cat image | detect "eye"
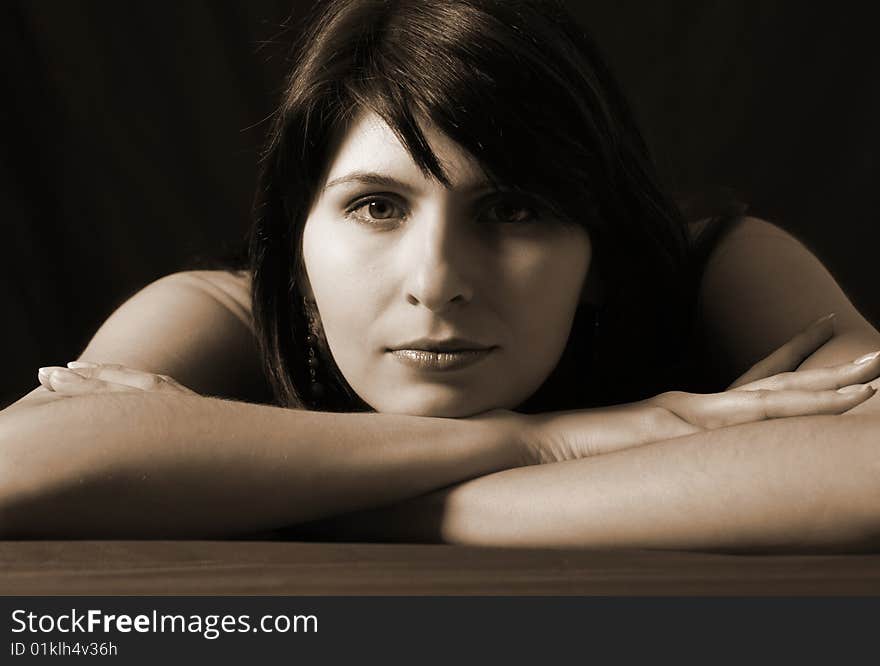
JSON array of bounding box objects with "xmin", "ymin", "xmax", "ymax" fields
[
  {"xmin": 480, "ymin": 198, "xmax": 539, "ymax": 224},
  {"xmin": 345, "ymin": 195, "xmax": 407, "ymax": 225}
]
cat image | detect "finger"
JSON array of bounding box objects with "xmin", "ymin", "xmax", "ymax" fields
[
  {"xmin": 67, "ymin": 361, "xmax": 125, "ymax": 373},
  {"xmin": 737, "ymin": 350, "xmax": 880, "ymax": 392},
  {"xmin": 45, "ymin": 368, "xmax": 142, "ymax": 395},
  {"xmin": 61, "ymin": 363, "xmax": 168, "ymax": 391},
  {"xmin": 727, "ymin": 313, "xmax": 836, "ymax": 389},
  {"xmin": 37, "ymin": 367, "xmax": 56, "ymax": 391},
  {"xmin": 696, "ymin": 385, "xmax": 876, "ymax": 428},
  {"xmin": 65, "ymin": 363, "xmax": 196, "ymax": 394},
  {"xmin": 67, "ymin": 360, "xmax": 100, "ymax": 370}
]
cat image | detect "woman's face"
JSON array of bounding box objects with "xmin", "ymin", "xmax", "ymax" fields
[{"xmin": 302, "ymin": 111, "xmax": 592, "ymax": 417}]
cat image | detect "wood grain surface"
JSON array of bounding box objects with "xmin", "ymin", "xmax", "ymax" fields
[{"xmin": 2, "ymin": 541, "xmax": 880, "ymax": 595}]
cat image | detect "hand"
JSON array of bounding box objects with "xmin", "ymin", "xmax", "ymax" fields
[
  {"xmin": 37, "ymin": 362, "xmax": 197, "ymax": 396},
  {"xmin": 727, "ymin": 312, "xmax": 838, "ymax": 389},
  {"xmin": 518, "ymin": 315, "xmax": 879, "ymax": 465}
]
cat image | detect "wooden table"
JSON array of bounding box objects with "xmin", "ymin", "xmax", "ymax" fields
[{"xmin": 2, "ymin": 541, "xmax": 880, "ymax": 594}]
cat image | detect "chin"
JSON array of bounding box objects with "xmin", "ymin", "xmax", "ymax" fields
[{"xmin": 369, "ymin": 385, "xmax": 507, "ymax": 418}]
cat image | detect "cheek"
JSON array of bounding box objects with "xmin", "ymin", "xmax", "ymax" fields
[
  {"xmin": 497, "ymin": 229, "xmax": 591, "ymax": 368},
  {"xmin": 502, "ymin": 229, "xmax": 589, "ymax": 316},
  {"xmin": 301, "ymin": 218, "xmax": 386, "ymax": 372},
  {"xmin": 303, "ymin": 219, "xmax": 354, "ymax": 312}
]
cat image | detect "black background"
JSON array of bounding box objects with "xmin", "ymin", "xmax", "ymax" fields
[{"xmin": 2, "ymin": 1, "xmax": 878, "ymax": 407}]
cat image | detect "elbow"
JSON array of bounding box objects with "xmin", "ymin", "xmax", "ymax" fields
[
  {"xmin": 804, "ymin": 413, "xmax": 880, "ymax": 552},
  {"xmin": 0, "ymin": 402, "xmax": 92, "ymax": 539},
  {"xmin": 851, "ymin": 414, "xmax": 880, "ymax": 550},
  {"xmin": 0, "ymin": 422, "xmax": 47, "ymax": 539}
]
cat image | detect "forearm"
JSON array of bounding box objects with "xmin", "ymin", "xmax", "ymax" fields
[
  {"xmin": 442, "ymin": 413, "xmax": 880, "ymax": 551},
  {"xmin": 0, "ymin": 391, "xmax": 518, "ymax": 537},
  {"xmin": 323, "ymin": 414, "xmax": 880, "ymax": 552}
]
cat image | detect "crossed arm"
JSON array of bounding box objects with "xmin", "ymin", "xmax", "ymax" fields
[
  {"xmin": 2, "ymin": 219, "xmax": 880, "ymax": 549},
  {"xmin": 295, "ymin": 405, "xmax": 880, "ymax": 552}
]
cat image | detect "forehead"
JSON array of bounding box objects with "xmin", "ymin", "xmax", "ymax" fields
[{"xmin": 323, "ymin": 110, "xmax": 487, "ymax": 188}]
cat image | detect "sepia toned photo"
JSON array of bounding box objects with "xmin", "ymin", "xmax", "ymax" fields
[{"xmin": 2, "ymin": 0, "xmax": 880, "ymax": 601}]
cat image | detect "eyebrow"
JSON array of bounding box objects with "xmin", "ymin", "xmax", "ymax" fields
[{"xmin": 323, "ymin": 171, "xmax": 495, "ymax": 195}]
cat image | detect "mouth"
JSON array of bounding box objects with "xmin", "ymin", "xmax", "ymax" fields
[{"xmin": 386, "ymin": 337, "xmax": 498, "ymax": 371}]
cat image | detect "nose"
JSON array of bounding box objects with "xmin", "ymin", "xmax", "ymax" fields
[{"xmin": 403, "ymin": 209, "xmax": 474, "ymax": 313}]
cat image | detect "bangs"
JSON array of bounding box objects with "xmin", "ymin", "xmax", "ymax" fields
[{"xmin": 328, "ymin": 0, "xmax": 606, "ymax": 224}]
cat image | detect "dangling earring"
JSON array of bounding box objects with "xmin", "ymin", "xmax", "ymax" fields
[{"xmin": 303, "ymin": 297, "xmax": 325, "ymax": 404}]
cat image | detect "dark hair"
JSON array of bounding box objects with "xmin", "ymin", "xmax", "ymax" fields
[{"xmin": 249, "ymin": 0, "xmax": 728, "ymax": 411}]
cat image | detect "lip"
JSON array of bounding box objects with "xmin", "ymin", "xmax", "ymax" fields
[
  {"xmin": 388, "ymin": 348, "xmax": 496, "ymax": 371},
  {"xmin": 386, "ymin": 338, "xmax": 497, "ymax": 371},
  {"xmin": 389, "ymin": 337, "xmax": 494, "ymax": 353}
]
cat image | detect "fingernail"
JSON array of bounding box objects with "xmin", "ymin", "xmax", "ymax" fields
[
  {"xmin": 854, "ymin": 351, "xmax": 880, "ymax": 364},
  {"xmin": 67, "ymin": 361, "xmax": 98, "ymax": 369},
  {"xmin": 50, "ymin": 368, "xmax": 84, "ymax": 383},
  {"xmin": 37, "ymin": 367, "xmax": 51, "ymax": 380},
  {"xmin": 838, "ymin": 384, "xmax": 872, "ymax": 394},
  {"xmin": 813, "ymin": 313, "xmax": 836, "ymax": 326}
]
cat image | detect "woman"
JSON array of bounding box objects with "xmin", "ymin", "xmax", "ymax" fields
[{"xmin": 2, "ymin": 0, "xmax": 879, "ymax": 551}]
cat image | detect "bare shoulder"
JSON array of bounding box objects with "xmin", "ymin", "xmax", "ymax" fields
[
  {"xmin": 687, "ymin": 215, "xmax": 792, "ymax": 247},
  {"xmin": 74, "ymin": 269, "xmax": 269, "ymax": 402},
  {"xmin": 692, "ymin": 215, "xmax": 877, "ymax": 383},
  {"xmin": 160, "ymin": 269, "xmax": 254, "ymax": 330},
  {"xmin": 695, "ymin": 216, "xmax": 816, "ymax": 299}
]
